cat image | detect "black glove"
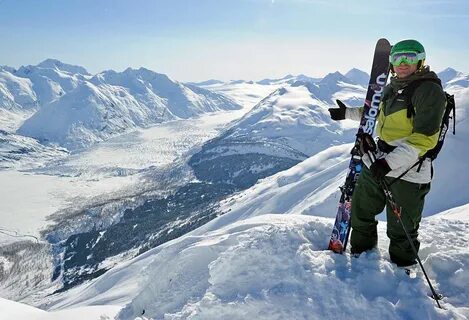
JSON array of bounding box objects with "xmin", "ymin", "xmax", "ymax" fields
[
  {"xmin": 370, "ymin": 158, "xmax": 391, "ymax": 181},
  {"xmin": 328, "ymin": 99, "xmax": 347, "ymax": 120}
]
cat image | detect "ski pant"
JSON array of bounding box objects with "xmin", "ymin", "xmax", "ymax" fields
[{"xmin": 350, "ymin": 165, "xmax": 431, "ymax": 267}]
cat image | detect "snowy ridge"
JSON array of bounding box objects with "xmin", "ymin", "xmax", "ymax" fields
[
  {"xmin": 36, "ymin": 59, "xmax": 91, "ymax": 76},
  {"xmin": 256, "ymin": 74, "xmax": 322, "ymax": 85},
  {"xmin": 0, "ymin": 70, "xmax": 37, "ymax": 109},
  {"xmin": 196, "ymin": 82, "xmax": 359, "ymax": 160},
  {"xmin": 15, "ymin": 63, "xmax": 85, "ymax": 105},
  {"xmin": 0, "ymin": 69, "xmax": 38, "ymax": 116},
  {"xmin": 223, "ymin": 85, "xmax": 341, "ymax": 156}
]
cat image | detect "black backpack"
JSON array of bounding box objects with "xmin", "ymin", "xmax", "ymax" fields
[{"xmin": 390, "ymin": 78, "xmax": 456, "ymax": 181}]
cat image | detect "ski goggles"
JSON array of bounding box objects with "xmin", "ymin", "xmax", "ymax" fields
[{"xmin": 389, "ymin": 51, "xmax": 425, "ymax": 66}]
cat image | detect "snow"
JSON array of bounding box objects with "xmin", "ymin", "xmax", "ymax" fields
[
  {"xmin": 0, "ymin": 297, "xmax": 120, "ymax": 320},
  {"xmin": 0, "ymin": 108, "xmax": 248, "ymax": 244},
  {"xmin": 215, "ymin": 85, "xmax": 356, "ymax": 160},
  {"xmin": 36, "ymin": 59, "xmax": 91, "ymax": 76},
  {"xmin": 0, "ymin": 170, "xmax": 140, "ymax": 243},
  {"xmin": 42, "ymin": 213, "xmax": 469, "ymax": 320},
  {"xmin": 1, "ymin": 63, "xmax": 469, "ymax": 319}
]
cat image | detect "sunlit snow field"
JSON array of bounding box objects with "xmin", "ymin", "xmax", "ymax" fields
[{"xmin": 0, "ymin": 107, "xmax": 248, "ymax": 244}]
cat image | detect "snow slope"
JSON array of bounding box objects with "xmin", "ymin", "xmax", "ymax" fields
[
  {"xmin": 198, "ymin": 70, "xmax": 367, "ymax": 110},
  {"xmin": 17, "ymin": 66, "xmax": 240, "ymax": 150},
  {"xmin": 0, "ymin": 297, "xmax": 120, "ymax": 320},
  {"xmin": 0, "ymin": 68, "xmax": 38, "ymax": 131},
  {"xmin": 43, "ymin": 212, "xmax": 469, "ymax": 320},
  {"xmin": 0, "ymin": 108, "xmax": 247, "ymax": 245}
]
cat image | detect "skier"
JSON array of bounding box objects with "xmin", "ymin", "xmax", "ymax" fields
[{"xmin": 328, "ymin": 39, "xmax": 446, "ymax": 267}]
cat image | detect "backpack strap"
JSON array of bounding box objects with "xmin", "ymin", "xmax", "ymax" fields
[
  {"xmin": 401, "ymin": 78, "xmax": 443, "ymax": 119},
  {"xmin": 387, "ymin": 78, "xmax": 451, "ymax": 185}
]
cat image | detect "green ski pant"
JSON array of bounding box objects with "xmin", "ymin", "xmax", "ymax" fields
[{"xmin": 350, "ymin": 165, "xmax": 431, "ymax": 266}]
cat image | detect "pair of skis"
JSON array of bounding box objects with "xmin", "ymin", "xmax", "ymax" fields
[{"xmin": 328, "ymin": 38, "xmax": 391, "ymax": 253}]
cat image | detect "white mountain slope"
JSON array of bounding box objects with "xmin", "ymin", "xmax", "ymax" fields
[
  {"xmin": 256, "ymin": 74, "xmax": 322, "ymax": 86},
  {"xmin": 14, "ymin": 62, "xmax": 86, "ymax": 106},
  {"xmin": 36, "ymin": 59, "xmax": 91, "ymax": 76},
  {"xmin": 0, "ymin": 297, "xmax": 120, "ymax": 320},
  {"xmin": 344, "ymin": 68, "xmax": 370, "ymax": 87},
  {"xmin": 438, "ymin": 68, "xmax": 467, "ymax": 86},
  {"xmin": 16, "ymin": 70, "xmax": 240, "ymax": 150},
  {"xmin": 198, "ymin": 70, "xmax": 367, "ymax": 110},
  {"xmin": 17, "ymin": 81, "xmax": 156, "ymax": 150},
  {"xmin": 202, "ymin": 76, "xmax": 364, "ymax": 159},
  {"xmin": 0, "ymin": 68, "xmax": 38, "ymax": 131},
  {"xmin": 0, "ymin": 68, "xmax": 38, "ymax": 112}
]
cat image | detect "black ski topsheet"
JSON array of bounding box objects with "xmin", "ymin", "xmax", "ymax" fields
[{"xmin": 328, "ymin": 38, "xmax": 392, "ymax": 253}]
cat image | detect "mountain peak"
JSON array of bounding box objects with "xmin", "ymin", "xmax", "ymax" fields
[
  {"xmin": 36, "ymin": 59, "xmax": 90, "ymax": 75},
  {"xmin": 344, "ymin": 68, "xmax": 369, "ymax": 86},
  {"xmin": 319, "ymin": 71, "xmax": 348, "ymax": 85},
  {"xmin": 438, "ymin": 67, "xmax": 463, "ymax": 84}
]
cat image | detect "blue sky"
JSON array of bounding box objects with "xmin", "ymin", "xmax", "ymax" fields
[{"xmin": 0, "ymin": 0, "xmax": 467, "ymax": 81}]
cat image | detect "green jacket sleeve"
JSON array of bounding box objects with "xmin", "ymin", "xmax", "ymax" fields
[{"xmin": 406, "ymin": 81, "xmax": 446, "ymax": 155}]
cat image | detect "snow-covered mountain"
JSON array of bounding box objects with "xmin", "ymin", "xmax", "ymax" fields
[
  {"xmin": 14, "ymin": 62, "xmax": 86, "ymax": 107},
  {"xmin": 345, "ymin": 68, "xmax": 370, "ymax": 87},
  {"xmin": 189, "ymin": 74, "xmax": 365, "ymax": 189},
  {"xmin": 187, "ymin": 79, "xmax": 225, "ymax": 86},
  {"xmin": 36, "ymin": 59, "xmax": 91, "ymax": 76},
  {"xmin": 439, "ymin": 67, "xmax": 469, "ymax": 88},
  {"xmin": 0, "ymin": 61, "xmax": 241, "ymax": 151},
  {"xmin": 1, "ymin": 64, "xmax": 468, "ymax": 319}
]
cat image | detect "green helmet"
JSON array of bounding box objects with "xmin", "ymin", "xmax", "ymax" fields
[
  {"xmin": 390, "ymin": 39, "xmax": 426, "ymax": 70},
  {"xmin": 391, "ymin": 39, "xmax": 425, "ymax": 55}
]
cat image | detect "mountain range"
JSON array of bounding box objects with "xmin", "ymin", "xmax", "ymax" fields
[{"xmin": 1, "ymin": 60, "xmax": 240, "ymax": 151}]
